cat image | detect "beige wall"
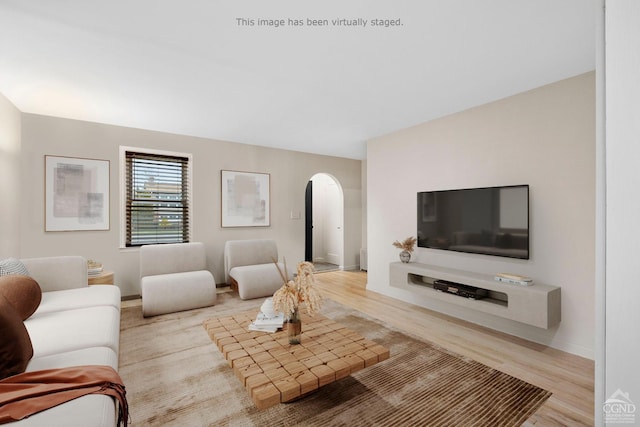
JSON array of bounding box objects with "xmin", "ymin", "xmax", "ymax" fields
[
  {"xmin": 367, "ymin": 72, "xmax": 595, "ymax": 358},
  {"xmin": 0, "ymin": 93, "xmax": 21, "ymax": 257},
  {"xmin": 18, "ymin": 114, "xmax": 362, "ymax": 296}
]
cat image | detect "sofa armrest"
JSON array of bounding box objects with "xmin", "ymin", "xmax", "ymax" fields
[{"xmin": 21, "ymin": 256, "xmax": 88, "ymax": 292}]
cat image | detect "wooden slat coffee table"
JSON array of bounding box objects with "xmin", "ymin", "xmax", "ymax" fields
[{"xmin": 203, "ymin": 309, "xmax": 390, "ymax": 410}]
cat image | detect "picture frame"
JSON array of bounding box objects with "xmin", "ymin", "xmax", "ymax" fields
[
  {"xmin": 221, "ymin": 170, "xmax": 270, "ymax": 227},
  {"xmin": 45, "ymin": 155, "xmax": 110, "ymax": 231}
]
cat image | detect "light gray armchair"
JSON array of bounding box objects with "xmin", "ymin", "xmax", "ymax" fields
[
  {"xmin": 223, "ymin": 239, "xmax": 291, "ymax": 300},
  {"xmin": 140, "ymin": 242, "xmax": 216, "ymax": 317}
]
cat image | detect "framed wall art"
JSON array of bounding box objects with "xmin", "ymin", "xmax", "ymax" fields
[
  {"xmin": 45, "ymin": 155, "xmax": 110, "ymax": 231},
  {"xmin": 221, "ymin": 170, "xmax": 270, "ymax": 227}
]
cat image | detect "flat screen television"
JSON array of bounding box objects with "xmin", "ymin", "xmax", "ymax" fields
[{"xmin": 417, "ymin": 185, "xmax": 529, "ymax": 259}]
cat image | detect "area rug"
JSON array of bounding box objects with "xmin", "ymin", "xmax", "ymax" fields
[{"xmin": 119, "ymin": 293, "xmax": 551, "ymax": 426}]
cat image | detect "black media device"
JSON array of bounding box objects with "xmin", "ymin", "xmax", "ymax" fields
[
  {"xmin": 417, "ymin": 185, "xmax": 529, "ymax": 260},
  {"xmin": 433, "ymin": 280, "xmax": 488, "ymax": 300}
]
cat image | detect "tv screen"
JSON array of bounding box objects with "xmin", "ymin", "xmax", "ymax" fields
[{"xmin": 417, "ymin": 185, "xmax": 529, "ymax": 259}]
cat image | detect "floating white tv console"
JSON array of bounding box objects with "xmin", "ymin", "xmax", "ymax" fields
[{"xmin": 389, "ymin": 262, "xmax": 561, "ymax": 329}]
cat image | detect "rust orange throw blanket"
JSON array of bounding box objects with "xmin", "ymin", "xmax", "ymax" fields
[{"xmin": 0, "ymin": 365, "xmax": 128, "ymax": 426}]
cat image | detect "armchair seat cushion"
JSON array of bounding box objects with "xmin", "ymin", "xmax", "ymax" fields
[
  {"xmin": 229, "ymin": 263, "xmax": 286, "ymax": 300},
  {"xmin": 141, "ymin": 270, "xmax": 216, "ymax": 317}
]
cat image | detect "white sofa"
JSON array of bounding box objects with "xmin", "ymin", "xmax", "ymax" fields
[
  {"xmin": 223, "ymin": 239, "xmax": 290, "ymax": 300},
  {"xmin": 18, "ymin": 256, "xmax": 121, "ymax": 427},
  {"xmin": 140, "ymin": 242, "xmax": 217, "ymax": 317}
]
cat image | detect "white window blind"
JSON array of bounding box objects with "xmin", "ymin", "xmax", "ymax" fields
[{"xmin": 125, "ymin": 151, "xmax": 190, "ymax": 246}]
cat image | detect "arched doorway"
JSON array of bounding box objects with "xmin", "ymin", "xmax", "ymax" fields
[{"xmin": 305, "ymin": 173, "xmax": 344, "ymax": 271}]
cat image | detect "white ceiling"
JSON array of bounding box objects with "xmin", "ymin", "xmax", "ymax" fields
[{"xmin": 0, "ymin": 1, "xmax": 595, "ymax": 159}]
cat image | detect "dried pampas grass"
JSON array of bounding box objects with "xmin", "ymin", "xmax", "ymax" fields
[
  {"xmin": 272, "ymin": 259, "xmax": 323, "ymax": 318},
  {"xmin": 392, "ymin": 236, "xmax": 417, "ymax": 253}
]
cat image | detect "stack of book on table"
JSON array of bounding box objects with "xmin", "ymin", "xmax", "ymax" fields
[
  {"xmin": 248, "ymin": 312, "xmax": 285, "ymax": 333},
  {"xmin": 87, "ymin": 260, "xmax": 103, "ymax": 277}
]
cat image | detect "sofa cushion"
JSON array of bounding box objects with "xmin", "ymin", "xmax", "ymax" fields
[
  {"xmin": 8, "ymin": 394, "xmax": 116, "ymax": 427},
  {"xmin": 25, "ymin": 306, "xmax": 120, "ymax": 358},
  {"xmin": 20, "ymin": 256, "xmax": 87, "ymax": 292},
  {"xmin": 33, "ymin": 285, "xmax": 120, "ymax": 317},
  {"xmin": 0, "ymin": 257, "xmax": 30, "ymax": 276},
  {"xmin": 27, "ymin": 347, "xmax": 119, "ymax": 372},
  {"xmin": 0, "ymin": 296, "xmax": 33, "ymax": 379},
  {"xmin": 0, "ymin": 275, "xmax": 42, "ymax": 320}
]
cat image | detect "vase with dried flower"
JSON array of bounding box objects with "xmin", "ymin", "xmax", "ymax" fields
[
  {"xmin": 392, "ymin": 236, "xmax": 417, "ymax": 263},
  {"xmin": 272, "ymin": 260, "xmax": 323, "ymax": 344}
]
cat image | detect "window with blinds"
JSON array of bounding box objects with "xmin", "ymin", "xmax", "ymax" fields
[{"xmin": 125, "ymin": 151, "xmax": 190, "ymax": 247}]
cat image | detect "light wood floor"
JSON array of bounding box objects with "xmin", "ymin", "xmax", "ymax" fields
[{"xmin": 314, "ymin": 270, "xmax": 594, "ymax": 426}]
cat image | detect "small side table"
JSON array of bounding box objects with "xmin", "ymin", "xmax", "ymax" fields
[{"xmin": 88, "ymin": 270, "xmax": 114, "ymax": 285}]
